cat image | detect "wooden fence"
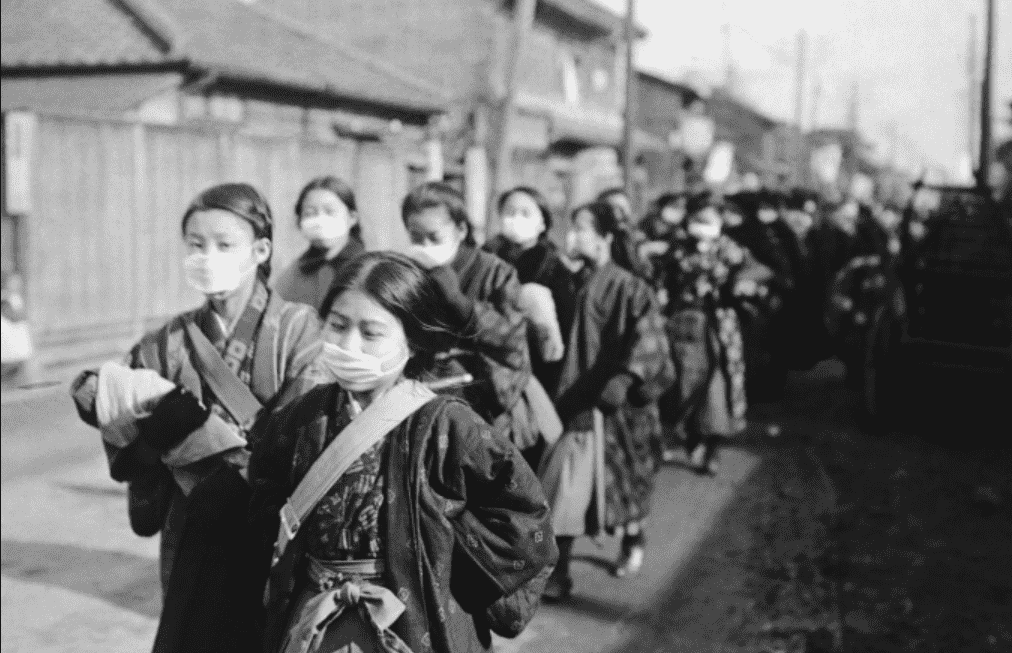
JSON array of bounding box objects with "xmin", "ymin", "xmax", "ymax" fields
[{"xmin": 22, "ymin": 112, "xmax": 422, "ymax": 366}]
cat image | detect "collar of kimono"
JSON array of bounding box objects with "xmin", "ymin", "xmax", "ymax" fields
[
  {"xmin": 451, "ymin": 242, "xmax": 478, "ymax": 276},
  {"xmin": 203, "ymin": 280, "xmax": 271, "ymax": 372},
  {"xmin": 298, "ymin": 238, "xmax": 365, "ymax": 275}
]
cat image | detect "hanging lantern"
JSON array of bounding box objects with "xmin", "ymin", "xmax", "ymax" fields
[{"xmin": 680, "ymin": 114, "xmax": 715, "ymax": 159}]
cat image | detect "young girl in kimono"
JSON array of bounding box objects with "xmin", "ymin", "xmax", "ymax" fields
[
  {"xmin": 540, "ymin": 201, "xmax": 674, "ymax": 600},
  {"xmin": 70, "ymin": 183, "xmax": 326, "ymax": 653},
  {"xmin": 249, "ymin": 251, "xmax": 557, "ymax": 653},
  {"xmin": 275, "ymin": 176, "xmax": 367, "ymax": 316},
  {"xmin": 400, "ymin": 182, "xmax": 546, "ymax": 461},
  {"xmin": 662, "ymin": 192, "xmax": 772, "ymax": 475},
  {"xmin": 484, "ymin": 187, "xmax": 575, "ymax": 396}
]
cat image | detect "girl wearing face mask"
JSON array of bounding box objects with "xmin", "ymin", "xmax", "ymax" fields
[
  {"xmin": 540, "ymin": 201, "xmax": 675, "ymax": 598},
  {"xmin": 401, "ymin": 182, "xmax": 539, "ymax": 457},
  {"xmin": 661, "ymin": 192, "xmax": 771, "ymax": 474},
  {"xmin": 275, "ymin": 176, "xmax": 366, "ymax": 316},
  {"xmin": 69, "ymin": 183, "xmax": 328, "ymax": 653},
  {"xmin": 484, "ymin": 187, "xmax": 575, "ymax": 397},
  {"xmin": 249, "ymin": 252, "xmax": 557, "ymax": 653},
  {"xmin": 727, "ymin": 190, "xmax": 805, "ymax": 403}
]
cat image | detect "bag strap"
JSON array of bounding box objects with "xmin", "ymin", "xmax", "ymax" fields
[
  {"xmin": 273, "ymin": 380, "xmax": 436, "ymax": 562},
  {"xmin": 183, "ymin": 319, "xmax": 263, "ymax": 431}
]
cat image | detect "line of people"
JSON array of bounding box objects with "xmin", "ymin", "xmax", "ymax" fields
[{"xmin": 68, "ymin": 174, "xmax": 900, "ymax": 653}]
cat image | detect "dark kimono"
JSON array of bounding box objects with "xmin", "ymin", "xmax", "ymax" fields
[
  {"xmin": 482, "ymin": 235, "xmax": 575, "ymax": 395},
  {"xmin": 727, "ymin": 218, "xmax": 806, "ymax": 399},
  {"xmin": 438, "ymin": 245, "xmax": 534, "ymax": 448},
  {"xmin": 662, "ymin": 235, "xmax": 771, "ymax": 439},
  {"xmin": 275, "ymin": 238, "xmax": 366, "ymax": 316},
  {"xmin": 71, "ymin": 287, "xmax": 326, "ymax": 653},
  {"xmin": 248, "ymin": 386, "xmax": 558, "ymax": 653},
  {"xmin": 552, "ymin": 262, "xmax": 674, "ymax": 533}
]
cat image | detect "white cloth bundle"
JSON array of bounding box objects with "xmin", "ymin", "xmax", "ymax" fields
[
  {"xmin": 517, "ymin": 283, "xmax": 565, "ymax": 362},
  {"xmin": 95, "ymin": 361, "xmax": 247, "ymax": 493},
  {"xmin": 95, "ymin": 361, "xmax": 176, "ymax": 449}
]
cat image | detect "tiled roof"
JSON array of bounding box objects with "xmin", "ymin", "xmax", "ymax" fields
[
  {"xmin": 1, "ymin": 0, "xmax": 447, "ymax": 114},
  {"xmin": 1, "ymin": 0, "xmax": 171, "ymax": 67},
  {"xmin": 166, "ymin": 0, "xmax": 447, "ymax": 114},
  {"xmin": 1, "ymin": 73, "xmax": 184, "ymax": 114},
  {"xmin": 544, "ymin": 0, "xmax": 647, "ymax": 38}
]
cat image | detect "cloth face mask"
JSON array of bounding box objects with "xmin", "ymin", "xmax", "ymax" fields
[
  {"xmin": 687, "ymin": 222, "xmax": 721, "ymax": 241},
  {"xmin": 500, "ymin": 215, "xmax": 543, "ymax": 244},
  {"xmin": 320, "ymin": 342, "xmax": 409, "ymax": 392},
  {"xmin": 301, "ymin": 214, "xmax": 350, "ymax": 242},
  {"xmin": 184, "ymin": 250, "xmax": 256, "ymax": 295},
  {"xmin": 407, "ymin": 242, "xmax": 457, "ymax": 269}
]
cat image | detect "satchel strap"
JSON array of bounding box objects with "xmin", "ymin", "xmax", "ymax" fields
[
  {"xmin": 184, "ymin": 319, "xmax": 263, "ymax": 431},
  {"xmin": 273, "ymin": 380, "xmax": 436, "ymax": 562}
]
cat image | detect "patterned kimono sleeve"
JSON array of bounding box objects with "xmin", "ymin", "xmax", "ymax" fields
[
  {"xmin": 467, "ymin": 266, "xmax": 530, "ymax": 373},
  {"xmin": 247, "ymin": 393, "xmax": 307, "ymax": 573},
  {"xmin": 620, "ymin": 279, "xmax": 676, "ymax": 404},
  {"xmin": 724, "ymin": 237, "xmax": 774, "ymax": 286},
  {"xmin": 266, "ymin": 303, "xmax": 329, "ymax": 414},
  {"xmin": 428, "ymin": 400, "xmax": 558, "ymax": 611}
]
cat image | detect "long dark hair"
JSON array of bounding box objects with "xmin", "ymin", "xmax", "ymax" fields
[
  {"xmin": 181, "ymin": 183, "xmax": 274, "ymax": 281},
  {"xmin": 294, "ymin": 176, "xmax": 364, "ymax": 243},
  {"xmin": 323, "ymin": 252, "xmax": 458, "ymax": 380},
  {"xmin": 496, "ymin": 186, "xmax": 554, "ymax": 235},
  {"xmin": 571, "ymin": 201, "xmax": 641, "ymax": 273},
  {"xmin": 401, "ymin": 182, "xmax": 477, "ymax": 246}
]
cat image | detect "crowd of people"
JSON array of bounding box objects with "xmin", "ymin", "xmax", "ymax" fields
[{"xmin": 67, "ymin": 173, "xmax": 922, "ymax": 653}]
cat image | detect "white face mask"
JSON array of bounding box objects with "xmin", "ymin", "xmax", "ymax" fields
[
  {"xmin": 407, "ymin": 242, "xmax": 458, "ymax": 269},
  {"xmin": 687, "ymin": 222, "xmax": 721, "ymax": 241},
  {"xmin": 320, "ymin": 342, "xmax": 409, "ymax": 392},
  {"xmin": 184, "ymin": 250, "xmax": 257, "ymax": 295},
  {"xmin": 500, "ymin": 215, "xmax": 543, "ymax": 244},
  {"xmin": 301, "ymin": 214, "xmax": 350, "ymax": 243}
]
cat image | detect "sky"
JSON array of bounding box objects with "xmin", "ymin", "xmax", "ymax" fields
[{"xmin": 593, "ymin": 0, "xmax": 1012, "ymax": 181}]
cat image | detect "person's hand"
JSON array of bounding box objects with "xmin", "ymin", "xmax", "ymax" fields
[{"xmin": 538, "ymin": 326, "xmax": 565, "ymax": 362}]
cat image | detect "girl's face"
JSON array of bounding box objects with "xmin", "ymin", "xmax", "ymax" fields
[
  {"xmin": 405, "ymin": 206, "xmax": 467, "ymax": 268},
  {"xmin": 499, "ymin": 192, "xmax": 546, "ymax": 245},
  {"xmin": 299, "ymin": 189, "xmax": 356, "ymax": 248},
  {"xmin": 183, "ymin": 209, "xmax": 270, "ymax": 296},
  {"xmin": 327, "ymin": 289, "xmax": 409, "ymax": 362},
  {"xmin": 566, "ymin": 209, "xmax": 609, "ymax": 262}
]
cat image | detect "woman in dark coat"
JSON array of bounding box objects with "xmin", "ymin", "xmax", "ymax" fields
[
  {"xmin": 540, "ymin": 201, "xmax": 674, "ymax": 598},
  {"xmin": 401, "ymin": 183, "xmax": 541, "ymax": 457},
  {"xmin": 70, "ymin": 183, "xmax": 327, "ymax": 653},
  {"xmin": 484, "ymin": 186, "xmax": 575, "ymax": 396},
  {"xmin": 663, "ymin": 193, "xmax": 771, "ymax": 474},
  {"xmin": 275, "ymin": 176, "xmax": 366, "ymax": 316},
  {"xmin": 728, "ymin": 190, "xmax": 804, "ymax": 402},
  {"xmin": 249, "ymin": 252, "xmax": 557, "ymax": 653}
]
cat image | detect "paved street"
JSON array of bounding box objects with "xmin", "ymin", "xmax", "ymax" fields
[{"xmin": 1, "ymin": 382, "xmax": 772, "ymax": 653}]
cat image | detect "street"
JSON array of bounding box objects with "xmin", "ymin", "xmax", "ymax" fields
[{"xmin": 3, "ymin": 361, "xmax": 1009, "ymax": 653}]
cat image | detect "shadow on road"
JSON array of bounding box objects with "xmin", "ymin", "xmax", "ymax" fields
[{"xmin": 1, "ymin": 539, "xmax": 161, "ymax": 618}]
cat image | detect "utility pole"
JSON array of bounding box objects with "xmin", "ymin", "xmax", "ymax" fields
[
  {"xmin": 621, "ymin": 0, "xmax": 637, "ymax": 198},
  {"xmin": 976, "ymin": 0, "xmax": 994, "ymax": 189},
  {"xmin": 809, "ymin": 78, "xmax": 822, "ymax": 131},
  {"xmin": 721, "ymin": 1, "xmax": 735, "ymax": 94},
  {"xmin": 793, "ymin": 28, "xmax": 808, "ymax": 185},
  {"xmin": 967, "ymin": 14, "xmax": 979, "ymax": 167},
  {"xmin": 491, "ymin": 0, "xmax": 537, "ymax": 205}
]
